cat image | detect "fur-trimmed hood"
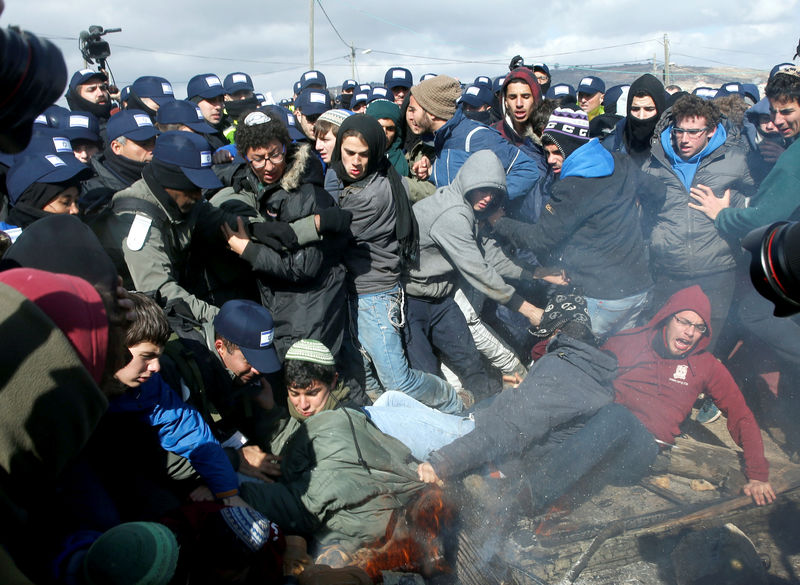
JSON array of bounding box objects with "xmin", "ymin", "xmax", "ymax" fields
[{"xmin": 279, "ymin": 141, "xmax": 320, "ymax": 192}]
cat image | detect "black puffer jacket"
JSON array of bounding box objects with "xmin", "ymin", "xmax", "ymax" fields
[{"xmin": 210, "ymin": 143, "xmax": 347, "ymax": 358}]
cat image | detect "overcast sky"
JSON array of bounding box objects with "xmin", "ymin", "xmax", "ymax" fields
[{"xmin": 4, "ymin": 0, "xmax": 798, "ymax": 101}]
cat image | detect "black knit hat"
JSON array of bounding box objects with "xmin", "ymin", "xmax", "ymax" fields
[{"xmin": 541, "ymin": 107, "xmax": 590, "ymax": 159}]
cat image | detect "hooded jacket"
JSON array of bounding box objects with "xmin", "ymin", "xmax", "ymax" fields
[
  {"xmin": 406, "ymin": 150, "xmax": 526, "ymax": 307},
  {"xmin": 493, "ymin": 139, "xmax": 665, "ymax": 299},
  {"xmin": 604, "ymin": 285, "xmax": 769, "ymax": 481},
  {"xmin": 210, "ymin": 143, "xmax": 348, "ymax": 358},
  {"xmin": 643, "ymin": 109, "xmax": 754, "ymax": 278},
  {"xmin": 428, "ymin": 334, "xmax": 618, "ymax": 479},
  {"xmin": 433, "ymin": 108, "xmax": 540, "ymax": 201}
]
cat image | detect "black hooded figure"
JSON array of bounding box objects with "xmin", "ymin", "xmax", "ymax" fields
[
  {"xmin": 332, "ymin": 114, "xmax": 419, "ymax": 269},
  {"xmin": 622, "ymin": 73, "xmax": 667, "ymax": 163}
]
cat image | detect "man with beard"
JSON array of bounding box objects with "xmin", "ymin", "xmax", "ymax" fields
[
  {"xmin": 602, "ymin": 73, "xmax": 667, "ymax": 166},
  {"xmin": 80, "ymin": 109, "xmax": 157, "ymax": 215},
  {"xmin": 65, "ymin": 69, "xmax": 112, "ymax": 141},
  {"xmin": 187, "ymin": 73, "xmax": 230, "ymax": 150}
]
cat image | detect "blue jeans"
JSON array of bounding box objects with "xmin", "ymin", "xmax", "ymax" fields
[
  {"xmin": 586, "ymin": 289, "xmax": 650, "ymax": 338},
  {"xmin": 355, "ymin": 287, "xmax": 463, "ymax": 414},
  {"xmin": 363, "ymin": 391, "xmax": 474, "ymax": 460}
]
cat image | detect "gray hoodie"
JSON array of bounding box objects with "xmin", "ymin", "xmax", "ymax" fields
[{"xmin": 405, "ymin": 150, "xmax": 525, "ymax": 308}]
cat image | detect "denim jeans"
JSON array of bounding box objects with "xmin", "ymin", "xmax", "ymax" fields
[
  {"xmin": 354, "ymin": 287, "xmax": 463, "ymax": 414},
  {"xmin": 363, "ymin": 391, "xmax": 474, "ymax": 460},
  {"xmin": 586, "ymin": 289, "xmax": 650, "ymax": 338}
]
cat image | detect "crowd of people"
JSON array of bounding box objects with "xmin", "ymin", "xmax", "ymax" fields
[{"xmin": 1, "ymin": 52, "xmax": 799, "ymax": 584}]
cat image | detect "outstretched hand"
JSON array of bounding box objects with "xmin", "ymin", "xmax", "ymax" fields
[
  {"xmin": 743, "ymin": 479, "xmax": 776, "ymax": 506},
  {"xmin": 417, "ymin": 462, "xmax": 444, "ymax": 487},
  {"xmin": 688, "ymin": 184, "xmax": 730, "ymax": 221}
]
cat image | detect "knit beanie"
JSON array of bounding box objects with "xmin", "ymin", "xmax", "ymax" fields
[
  {"xmin": 410, "ymin": 75, "xmax": 461, "ymax": 120},
  {"xmin": 317, "ymin": 108, "xmax": 353, "ymax": 129},
  {"xmin": 366, "ymin": 98, "xmax": 401, "ymax": 123},
  {"xmin": 542, "ymin": 107, "xmax": 590, "ymax": 159},
  {"xmin": 284, "ymin": 339, "xmax": 336, "ymax": 365},
  {"xmin": 83, "ymin": 522, "xmax": 179, "ymax": 585},
  {"xmin": 530, "ymin": 293, "xmax": 592, "ymax": 339}
]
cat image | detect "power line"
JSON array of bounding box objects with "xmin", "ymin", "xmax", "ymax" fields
[{"xmin": 316, "ymin": 0, "xmax": 350, "ymax": 49}]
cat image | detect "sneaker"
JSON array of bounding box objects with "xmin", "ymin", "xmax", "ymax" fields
[{"xmin": 695, "ymin": 398, "xmax": 721, "ymax": 424}]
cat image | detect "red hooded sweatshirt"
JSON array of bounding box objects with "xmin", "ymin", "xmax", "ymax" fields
[{"xmin": 603, "ymin": 285, "xmax": 768, "ymax": 482}]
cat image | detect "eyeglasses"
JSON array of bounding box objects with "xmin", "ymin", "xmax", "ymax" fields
[
  {"xmin": 673, "ymin": 315, "xmax": 707, "ymax": 334},
  {"xmin": 672, "ymin": 127, "xmax": 710, "ymax": 137},
  {"xmin": 248, "ymin": 146, "xmax": 285, "ymax": 167}
]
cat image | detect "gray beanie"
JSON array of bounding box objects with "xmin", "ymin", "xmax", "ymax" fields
[{"xmin": 410, "ymin": 75, "xmax": 461, "ymax": 120}]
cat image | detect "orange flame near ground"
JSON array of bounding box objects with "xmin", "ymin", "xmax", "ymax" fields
[{"xmin": 355, "ymin": 486, "xmax": 455, "ymax": 582}]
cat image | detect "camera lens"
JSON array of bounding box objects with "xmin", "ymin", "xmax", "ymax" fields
[
  {"xmin": 743, "ymin": 221, "xmax": 800, "ymax": 316},
  {"xmin": 0, "ymin": 27, "xmax": 67, "ymax": 153}
]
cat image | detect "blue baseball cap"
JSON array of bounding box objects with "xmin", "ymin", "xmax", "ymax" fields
[
  {"xmin": 692, "ymin": 86, "xmax": 718, "ymax": 100},
  {"xmin": 107, "ymin": 109, "xmax": 158, "ymax": 143},
  {"xmin": 156, "ymin": 100, "xmax": 216, "ymax": 134},
  {"xmin": 299, "ymin": 69, "xmax": 327, "ymax": 90},
  {"xmin": 341, "ymin": 79, "xmax": 358, "ymax": 91},
  {"xmin": 367, "ymin": 86, "xmax": 393, "ymax": 103},
  {"xmin": 294, "ymin": 88, "xmax": 332, "ymax": 116},
  {"xmin": 264, "ymin": 105, "xmax": 305, "ymax": 141},
  {"xmin": 33, "ymin": 105, "xmax": 70, "ymax": 129},
  {"xmin": 69, "ymin": 68, "xmax": 107, "ymax": 92},
  {"xmin": 7, "ymin": 152, "xmax": 90, "ymax": 204},
  {"xmin": 492, "ymin": 75, "xmax": 506, "ymax": 94},
  {"xmin": 21, "ymin": 130, "xmax": 74, "ymax": 158},
  {"xmin": 420, "ymin": 73, "xmax": 437, "ymax": 82},
  {"xmin": 213, "ymin": 300, "xmax": 281, "ymax": 374},
  {"xmin": 460, "ymin": 84, "xmax": 494, "ymax": 108},
  {"xmin": 603, "ymin": 84, "xmax": 630, "ymax": 110},
  {"xmin": 385, "ymin": 67, "xmax": 413, "ymax": 90},
  {"xmin": 224, "ymin": 72, "xmax": 254, "ymax": 95},
  {"xmin": 358, "ymin": 83, "xmax": 372, "ymax": 93},
  {"xmin": 187, "ymin": 73, "xmax": 225, "ymax": 99},
  {"xmin": 547, "ymin": 83, "xmax": 576, "ymax": 100},
  {"xmin": 61, "ymin": 111, "xmax": 101, "ymax": 144},
  {"xmin": 152, "ymin": 131, "xmax": 222, "ymax": 189},
  {"xmin": 473, "ymin": 76, "xmax": 492, "ymax": 89},
  {"xmin": 532, "ymin": 63, "xmax": 550, "ymax": 77},
  {"xmin": 119, "ymin": 86, "xmax": 130, "ymax": 102},
  {"xmin": 351, "ymin": 92, "xmax": 369, "ymax": 109},
  {"xmin": 293, "ymin": 81, "xmax": 302, "ymax": 95},
  {"xmin": 770, "ymin": 62, "xmax": 795, "ymax": 79},
  {"xmin": 131, "ymin": 76, "xmax": 176, "ymax": 106},
  {"xmin": 577, "ymin": 76, "xmax": 605, "ymax": 95}
]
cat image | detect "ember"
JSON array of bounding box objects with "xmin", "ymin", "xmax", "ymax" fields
[{"xmin": 354, "ymin": 486, "xmax": 455, "ymax": 581}]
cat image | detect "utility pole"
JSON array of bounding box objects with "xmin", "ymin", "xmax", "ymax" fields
[
  {"xmin": 350, "ymin": 43, "xmax": 356, "ymax": 79},
  {"xmin": 663, "ymin": 33, "xmax": 670, "ymax": 86},
  {"xmin": 652, "ymin": 53, "xmax": 657, "ymax": 76},
  {"xmin": 309, "ymin": 0, "xmax": 314, "ymax": 70}
]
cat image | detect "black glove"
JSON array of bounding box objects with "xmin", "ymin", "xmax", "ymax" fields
[
  {"xmin": 248, "ymin": 221, "xmax": 299, "ymax": 251},
  {"xmin": 317, "ymin": 207, "xmax": 353, "ymax": 235},
  {"xmin": 212, "ymin": 149, "xmax": 234, "ymax": 164}
]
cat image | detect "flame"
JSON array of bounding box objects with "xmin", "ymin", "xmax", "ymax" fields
[
  {"xmin": 354, "ymin": 486, "xmax": 454, "ymax": 582},
  {"xmin": 534, "ymin": 500, "xmax": 569, "ymax": 537}
]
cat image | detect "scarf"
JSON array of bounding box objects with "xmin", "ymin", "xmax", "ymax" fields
[
  {"xmin": 66, "ymin": 87, "xmax": 112, "ymax": 120},
  {"xmin": 102, "ymin": 145, "xmax": 147, "ymax": 186},
  {"xmin": 623, "ymin": 74, "xmax": 666, "ymax": 157},
  {"xmin": 333, "ymin": 114, "xmax": 419, "ymax": 269},
  {"xmin": 125, "ymin": 91, "xmax": 159, "ymax": 120},
  {"xmin": 8, "ymin": 182, "xmax": 75, "ymax": 228}
]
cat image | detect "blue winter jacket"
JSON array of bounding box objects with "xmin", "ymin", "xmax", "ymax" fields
[
  {"xmin": 432, "ymin": 109, "xmax": 540, "ymax": 201},
  {"xmin": 108, "ymin": 372, "xmax": 239, "ymax": 497}
]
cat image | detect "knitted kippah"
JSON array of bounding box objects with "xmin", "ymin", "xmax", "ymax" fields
[
  {"xmin": 777, "ymin": 65, "xmax": 800, "ymax": 79},
  {"xmin": 542, "ymin": 107, "xmax": 590, "ymax": 159},
  {"xmin": 531, "ymin": 293, "xmax": 592, "ymax": 339},
  {"xmin": 284, "ymin": 339, "xmax": 336, "ymax": 365},
  {"xmin": 220, "ymin": 506, "xmax": 276, "ymax": 552},
  {"xmin": 366, "ymin": 99, "xmax": 401, "ymax": 123},
  {"xmin": 410, "ymin": 75, "xmax": 461, "ymax": 120},
  {"xmin": 83, "ymin": 522, "xmax": 178, "ymax": 585},
  {"xmin": 317, "ymin": 108, "xmax": 353, "ymax": 128}
]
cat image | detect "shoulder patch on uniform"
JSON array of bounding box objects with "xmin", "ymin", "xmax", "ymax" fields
[{"xmin": 126, "ymin": 213, "xmax": 153, "ymax": 251}]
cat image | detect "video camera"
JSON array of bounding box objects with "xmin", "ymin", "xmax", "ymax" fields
[
  {"xmin": 508, "ymin": 55, "xmax": 535, "ymax": 73},
  {"xmin": 79, "ymin": 25, "xmax": 121, "ymax": 68},
  {"xmin": 742, "ymin": 221, "xmax": 800, "ymax": 317}
]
